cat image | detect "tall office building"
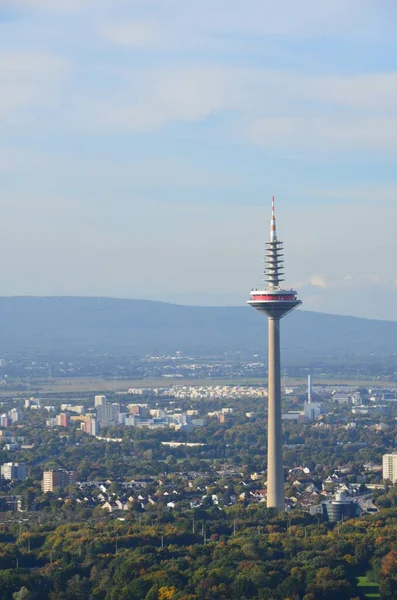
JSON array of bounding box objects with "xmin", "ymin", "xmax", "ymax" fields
[
  {"xmin": 42, "ymin": 469, "xmax": 77, "ymax": 493},
  {"xmin": 383, "ymin": 454, "xmax": 397, "ymax": 483},
  {"xmin": 248, "ymin": 197, "xmax": 301, "ymax": 510}
]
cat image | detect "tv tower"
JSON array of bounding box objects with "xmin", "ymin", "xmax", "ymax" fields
[{"xmin": 248, "ymin": 197, "xmax": 301, "ymax": 510}]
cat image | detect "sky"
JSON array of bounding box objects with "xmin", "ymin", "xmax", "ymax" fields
[{"xmin": 1, "ymin": 1, "xmax": 397, "ymax": 320}]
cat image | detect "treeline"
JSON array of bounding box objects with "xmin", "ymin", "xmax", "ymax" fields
[{"xmin": 1, "ymin": 505, "xmax": 397, "ymax": 599}]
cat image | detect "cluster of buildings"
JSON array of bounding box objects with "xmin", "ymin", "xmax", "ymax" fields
[
  {"xmin": 329, "ymin": 388, "xmax": 397, "ymax": 419},
  {"xmin": 143, "ymin": 385, "xmax": 268, "ymax": 401},
  {"xmin": 120, "ymin": 403, "xmax": 205, "ymax": 430},
  {"xmin": 281, "ymin": 376, "xmax": 324, "ymax": 423},
  {"xmin": 283, "ymin": 383, "xmax": 397, "ymax": 424},
  {"xmin": 43, "ymin": 394, "xmax": 209, "ymax": 435},
  {"xmin": 0, "ymin": 408, "xmax": 23, "ymax": 428},
  {"xmin": 0, "ymin": 430, "xmax": 25, "ymax": 451},
  {"xmin": 286, "ymin": 469, "xmax": 368, "ymax": 517},
  {"xmin": 30, "ymin": 463, "xmax": 372, "ymax": 524},
  {"xmin": 1, "ymin": 462, "xmax": 77, "ymax": 494},
  {"xmin": 80, "ymin": 396, "xmax": 205, "ymax": 433}
]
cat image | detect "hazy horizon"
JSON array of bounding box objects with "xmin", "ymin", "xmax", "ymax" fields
[{"xmin": 0, "ymin": 294, "xmax": 396, "ymax": 323}]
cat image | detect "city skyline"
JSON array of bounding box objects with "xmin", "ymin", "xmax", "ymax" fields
[{"xmin": 1, "ymin": 2, "xmax": 397, "ymax": 320}]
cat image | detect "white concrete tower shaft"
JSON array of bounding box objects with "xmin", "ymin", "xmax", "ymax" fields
[{"xmin": 267, "ymin": 317, "xmax": 284, "ymax": 509}]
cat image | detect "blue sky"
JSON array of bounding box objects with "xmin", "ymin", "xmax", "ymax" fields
[{"xmin": 1, "ymin": 0, "xmax": 397, "ymax": 319}]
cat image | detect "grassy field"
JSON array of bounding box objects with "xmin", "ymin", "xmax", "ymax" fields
[
  {"xmin": 0, "ymin": 375, "xmax": 393, "ymax": 395},
  {"xmin": 357, "ymin": 576, "xmax": 381, "ymax": 599}
]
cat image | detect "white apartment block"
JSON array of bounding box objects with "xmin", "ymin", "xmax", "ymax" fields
[{"xmin": 383, "ymin": 453, "xmax": 397, "ymax": 483}]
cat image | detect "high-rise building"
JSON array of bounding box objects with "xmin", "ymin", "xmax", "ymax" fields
[
  {"xmin": 8, "ymin": 408, "xmax": 22, "ymax": 424},
  {"xmin": 94, "ymin": 395, "xmax": 107, "ymax": 407},
  {"xmin": 42, "ymin": 470, "xmax": 77, "ymax": 493},
  {"xmin": 383, "ymin": 454, "xmax": 397, "ymax": 483},
  {"xmin": 1, "ymin": 462, "xmax": 26, "ymax": 481},
  {"xmin": 96, "ymin": 401, "xmax": 120, "ymax": 427},
  {"xmin": 80, "ymin": 418, "xmax": 99, "ymax": 436},
  {"xmin": 248, "ymin": 197, "xmax": 301, "ymax": 511},
  {"xmin": 56, "ymin": 412, "xmax": 71, "ymax": 427},
  {"xmin": 0, "ymin": 415, "xmax": 11, "ymax": 428}
]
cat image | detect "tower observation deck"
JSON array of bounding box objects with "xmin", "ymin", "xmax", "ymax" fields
[{"xmin": 247, "ymin": 197, "xmax": 301, "ymax": 510}]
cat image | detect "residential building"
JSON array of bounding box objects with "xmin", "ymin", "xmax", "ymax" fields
[
  {"xmin": 96, "ymin": 402, "xmax": 120, "ymax": 427},
  {"xmin": 80, "ymin": 418, "xmax": 99, "ymax": 436},
  {"xmin": 383, "ymin": 453, "xmax": 397, "ymax": 483},
  {"xmin": 8, "ymin": 408, "xmax": 23, "ymax": 423},
  {"xmin": 1, "ymin": 462, "xmax": 27, "ymax": 481},
  {"xmin": 0, "ymin": 415, "xmax": 11, "ymax": 427},
  {"xmin": 56, "ymin": 413, "xmax": 71, "ymax": 427},
  {"xmin": 42, "ymin": 470, "xmax": 77, "ymax": 493}
]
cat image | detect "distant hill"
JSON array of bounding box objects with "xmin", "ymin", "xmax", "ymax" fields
[{"xmin": 0, "ymin": 296, "xmax": 395, "ymax": 358}]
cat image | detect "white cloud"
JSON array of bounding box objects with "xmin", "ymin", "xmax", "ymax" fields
[
  {"xmin": 303, "ymin": 274, "xmax": 389, "ymax": 291},
  {"xmin": 88, "ymin": 65, "xmax": 241, "ymax": 131},
  {"xmin": 309, "ymin": 276, "xmax": 329, "ymax": 289},
  {"xmin": 3, "ymin": 2, "xmax": 397, "ymax": 157},
  {"xmin": 72, "ymin": 65, "xmax": 397, "ymax": 156}
]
